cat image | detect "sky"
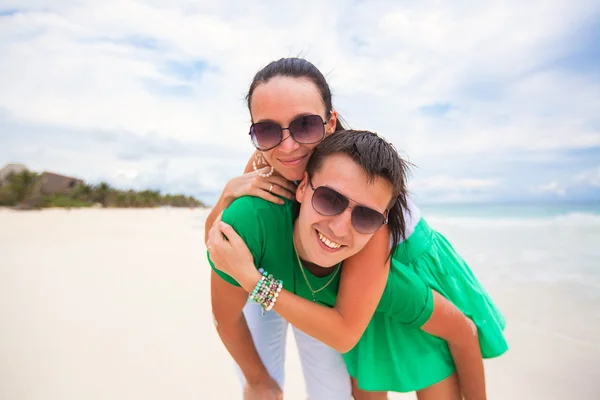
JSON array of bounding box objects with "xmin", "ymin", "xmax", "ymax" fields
[{"xmin": 0, "ymin": 0, "xmax": 599, "ymax": 206}]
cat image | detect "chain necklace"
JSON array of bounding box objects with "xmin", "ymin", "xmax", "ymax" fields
[{"xmin": 292, "ymin": 234, "xmax": 341, "ymax": 303}]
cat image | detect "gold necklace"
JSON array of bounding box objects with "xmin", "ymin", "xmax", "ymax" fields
[{"xmin": 292, "ymin": 234, "xmax": 341, "ymax": 302}]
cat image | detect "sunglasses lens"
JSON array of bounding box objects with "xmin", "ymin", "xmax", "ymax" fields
[
  {"xmin": 312, "ymin": 186, "xmax": 348, "ymax": 216},
  {"xmin": 289, "ymin": 115, "xmax": 325, "ymax": 144},
  {"xmin": 352, "ymin": 206, "xmax": 386, "ymax": 234},
  {"xmin": 250, "ymin": 123, "xmax": 282, "ymax": 150}
]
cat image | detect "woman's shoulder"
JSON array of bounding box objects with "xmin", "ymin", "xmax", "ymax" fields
[{"xmin": 403, "ymin": 196, "xmax": 421, "ymax": 233}]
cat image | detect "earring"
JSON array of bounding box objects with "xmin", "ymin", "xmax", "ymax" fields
[{"xmin": 253, "ymin": 152, "xmax": 274, "ymax": 177}]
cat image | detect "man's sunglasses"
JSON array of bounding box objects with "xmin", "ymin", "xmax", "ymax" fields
[
  {"xmin": 249, "ymin": 114, "xmax": 328, "ymax": 151},
  {"xmin": 309, "ymin": 178, "xmax": 388, "ymax": 234}
]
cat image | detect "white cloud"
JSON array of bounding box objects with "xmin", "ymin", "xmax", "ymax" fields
[
  {"xmin": 0, "ymin": 0, "xmax": 599, "ymax": 203},
  {"xmin": 530, "ymin": 181, "xmax": 566, "ymax": 196},
  {"xmin": 409, "ymin": 175, "xmax": 499, "ymax": 191},
  {"xmin": 408, "ymin": 175, "xmax": 501, "ymax": 204},
  {"xmin": 573, "ymin": 167, "xmax": 600, "ymax": 187}
]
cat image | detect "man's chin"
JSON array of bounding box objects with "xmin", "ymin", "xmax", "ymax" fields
[{"xmin": 310, "ymin": 253, "xmax": 345, "ymax": 269}]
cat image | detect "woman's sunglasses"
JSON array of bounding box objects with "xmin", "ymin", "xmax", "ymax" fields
[
  {"xmin": 249, "ymin": 114, "xmax": 327, "ymax": 151},
  {"xmin": 309, "ymin": 178, "xmax": 388, "ymax": 234}
]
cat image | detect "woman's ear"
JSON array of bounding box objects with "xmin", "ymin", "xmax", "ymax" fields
[
  {"xmin": 326, "ymin": 110, "xmax": 338, "ymax": 134},
  {"xmin": 296, "ymin": 172, "xmax": 309, "ymax": 203}
]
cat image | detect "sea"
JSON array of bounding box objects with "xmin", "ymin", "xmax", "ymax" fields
[
  {"xmin": 415, "ymin": 202, "xmax": 600, "ymax": 299},
  {"xmin": 198, "ymin": 198, "xmax": 600, "ymax": 310},
  {"xmin": 199, "ymin": 200, "xmax": 600, "ymax": 290}
]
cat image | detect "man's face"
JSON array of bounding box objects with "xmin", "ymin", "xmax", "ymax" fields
[{"xmin": 294, "ymin": 153, "xmax": 393, "ymax": 267}]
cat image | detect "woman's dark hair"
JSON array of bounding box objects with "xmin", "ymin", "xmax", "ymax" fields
[
  {"xmin": 246, "ymin": 57, "xmax": 346, "ymax": 131},
  {"xmin": 305, "ymin": 130, "xmax": 411, "ymax": 253}
]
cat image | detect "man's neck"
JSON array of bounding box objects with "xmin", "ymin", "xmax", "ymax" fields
[{"xmin": 292, "ymin": 223, "xmax": 336, "ymax": 278}]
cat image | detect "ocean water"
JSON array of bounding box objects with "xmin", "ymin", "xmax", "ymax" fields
[
  {"xmin": 419, "ymin": 202, "xmax": 600, "ymax": 219},
  {"xmin": 414, "ymin": 203, "xmax": 600, "ymax": 360},
  {"xmin": 416, "ymin": 203, "xmax": 600, "ymax": 294},
  {"xmin": 199, "ymin": 201, "xmax": 600, "ymax": 287},
  {"xmin": 200, "ymin": 201, "xmax": 600, "ymax": 290},
  {"xmin": 199, "ymin": 200, "xmax": 600, "ymax": 299}
]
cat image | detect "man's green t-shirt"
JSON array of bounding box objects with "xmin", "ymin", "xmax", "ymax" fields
[
  {"xmin": 208, "ymin": 196, "xmax": 340, "ymax": 307},
  {"xmin": 207, "ymin": 196, "xmax": 434, "ymax": 326}
]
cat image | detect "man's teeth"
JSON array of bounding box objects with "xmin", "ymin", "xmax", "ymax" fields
[{"xmin": 318, "ymin": 231, "xmax": 342, "ymax": 249}]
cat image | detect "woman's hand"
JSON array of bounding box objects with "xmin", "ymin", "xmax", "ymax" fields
[
  {"xmin": 243, "ymin": 376, "xmax": 283, "ymax": 400},
  {"xmin": 207, "ymin": 218, "xmax": 261, "ymax": 292},
  {"xmin": 204, "ymin": 161, "xmax": 296, "ymax": 244},
  {"xmin": 222, "ymin": 166, "xmax": 297, "ymax": 206}
]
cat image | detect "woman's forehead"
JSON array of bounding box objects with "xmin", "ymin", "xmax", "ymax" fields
[{"xmin": 251, "ymin": 77, "xmax": 325, "ymax": 120}]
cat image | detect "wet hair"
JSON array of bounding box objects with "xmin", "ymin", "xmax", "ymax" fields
[
  {"xmin": 246, "ymin": 57, "xmax": 345, "ymax": 131},
  {"xmin": 305, "ymin": 130, "xmax": 411, "ymax": 253}
]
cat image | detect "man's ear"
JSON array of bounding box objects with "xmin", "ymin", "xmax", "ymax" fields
[{"xmin": 296, "ymin": 172, "xmax": 309, "ymax": 203}]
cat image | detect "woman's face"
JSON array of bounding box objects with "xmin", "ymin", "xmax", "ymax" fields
[{"xmin": 250, "ymin": 76, "xmax": 338, "ymax": 181}]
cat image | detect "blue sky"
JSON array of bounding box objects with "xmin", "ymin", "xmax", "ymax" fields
[{"xmin": 0, "ymin": 1, "xmax": 599, "ymax": 205}]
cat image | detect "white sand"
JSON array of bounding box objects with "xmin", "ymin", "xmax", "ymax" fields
[{"xmin": 0, "ymin": 208, "xmax": 598, "ymax": 399}]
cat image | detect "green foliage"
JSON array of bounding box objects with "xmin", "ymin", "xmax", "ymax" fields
[
  {"xmin": 0, "ymin": 184, "xmax": 14, "ymax": 205},
  {"xmin": 43, "ymin": 194, "xmax": 92, "ymax": 208},
  {"xmin": 1, "ymin": 171, "xmax": 43, "ymax": 208},
  {"xmin": 1, "ymin": 171, "xmax": 206, "ymax": 209}
]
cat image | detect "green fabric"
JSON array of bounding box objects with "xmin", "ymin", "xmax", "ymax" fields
[
  {"xmin": 207, "ymin": 196, "xmax": 341, "ymax": 307},
  {"xmin": 375, "ymin": 259, "xmax": 435, "ymax": 327},
  {"xmin": 208, "ymin": 196, "xmax": 435, "ymax": 323},
  {"xmin": 343, "ymin": 218, "xmax": 509, "ymax": 392}
]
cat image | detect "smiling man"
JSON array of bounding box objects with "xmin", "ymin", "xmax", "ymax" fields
[{"xmin": 291, "ymin": 152, "xmax": 395, "ymax": 279}]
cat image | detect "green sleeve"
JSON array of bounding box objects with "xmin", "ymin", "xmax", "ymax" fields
[
  {"xmin": 378, "ymin": 258, "xmax": 434, "ymax": 328},
  {"xmin": 207, "ymin": 196, "xmax": 266, "ymax": 287}
]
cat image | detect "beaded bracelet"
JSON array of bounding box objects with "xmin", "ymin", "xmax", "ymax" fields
[{"xmin": 249, "ymin": 268, "xmax": 283, "ymax": 314}]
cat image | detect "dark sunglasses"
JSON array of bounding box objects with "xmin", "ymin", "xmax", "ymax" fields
[
  {"xmin": 249, "ymin": 114, "xmax": 328, "ymax": 151},
  {"xmin": 309, "ymin": 178, "xmax": 388, "ymax": 234}
]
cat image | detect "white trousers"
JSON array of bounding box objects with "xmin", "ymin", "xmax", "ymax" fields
[{"xmin": 234, "ymin": 302, "xmax": 351, "ymax": 399}]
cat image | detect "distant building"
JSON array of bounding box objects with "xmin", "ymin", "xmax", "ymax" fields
[
  {"xmin": 40, "ymin": 171, "xmax": 84, "ymax": 195},
  {"xmin": 0, "ymin": 164, "xmax": 84, "ymax": 195},
  {"xmin": 0, "ymin": 163, "xmax": 28, "ymax": 186}
]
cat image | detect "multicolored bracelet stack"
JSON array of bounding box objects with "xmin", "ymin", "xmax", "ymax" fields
[{"xmin": 249, "ymin": 268, "xmax": 283, "ymax": 314}]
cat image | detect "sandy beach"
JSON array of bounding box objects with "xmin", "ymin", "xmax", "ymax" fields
[{"xmin": 1, "ymin": 207, "xmax": 599, "ymax": 399}]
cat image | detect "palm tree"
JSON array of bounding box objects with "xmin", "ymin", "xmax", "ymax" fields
[
  {"xmin": 6, "ymin": 171, "xmax": 42, "ymax": 208},
  {"xmin": 140, "ymin": 189, "xmax": 161, "ymax": 207},
  {"xmin": 71, "ymin": 183, "xmax": 93, "ymax": 202},
  {"xmin": 93, "ymin": 181, "xmax": 112, "ymax": 207}
]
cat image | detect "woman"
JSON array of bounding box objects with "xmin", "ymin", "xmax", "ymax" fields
[{"xmin": 206, "ymin": 58, "xmax": 507, "ymax": 399}]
